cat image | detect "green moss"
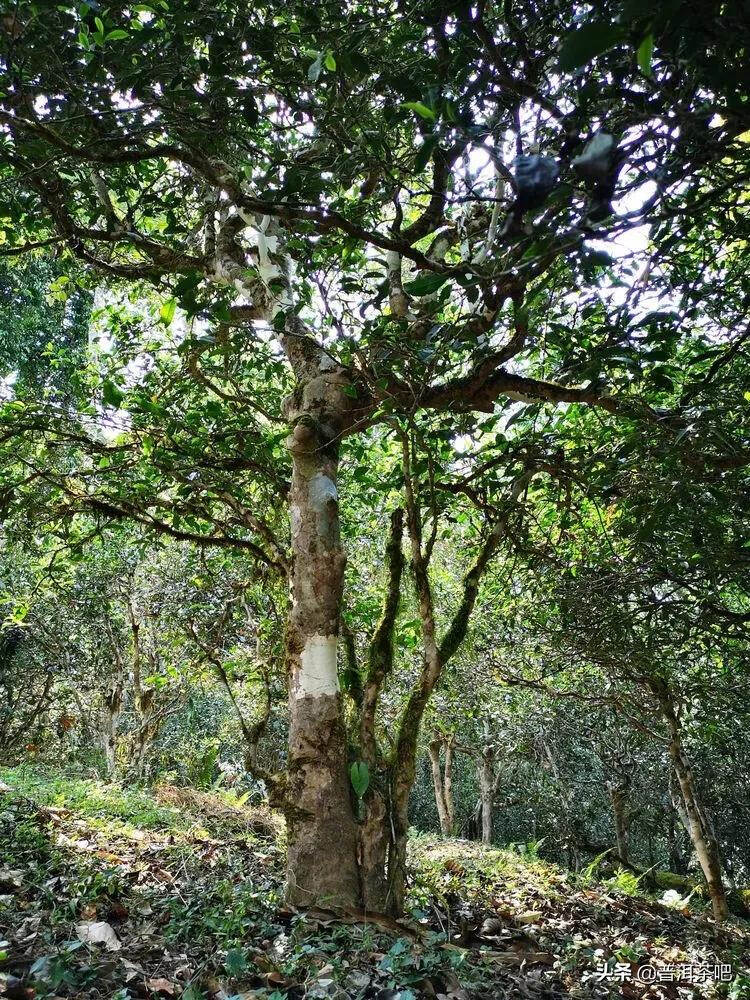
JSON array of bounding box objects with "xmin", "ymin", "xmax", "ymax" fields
[{"xmin": 650, "ymin": 870, "xmax": 706, "ymax": 898}]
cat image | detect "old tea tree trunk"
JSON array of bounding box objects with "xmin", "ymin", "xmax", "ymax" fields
[
  {"xmin": 278, "ymin": 350, "xmax": 501, "ymax": 914},
  {"xmin": 282, "ymin": 340, "xmax": 361, "ymax": 909},
  {"xmin": 651, "ymin": 680, "xmax": 729, "ymax": 922}
]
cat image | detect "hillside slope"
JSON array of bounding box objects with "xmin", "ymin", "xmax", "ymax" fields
[{"xmin": 0, "ymin": 769, "xmax": 748, "ymax": 999}]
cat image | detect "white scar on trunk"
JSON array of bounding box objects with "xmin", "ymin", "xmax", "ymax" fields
[
  {"xmin": 295, "ymin": 634, "xmax": 339, "ymax": 698},
  {"xmin": 308, "ymin": 474, "xmax": 337, "ymax": 511}
]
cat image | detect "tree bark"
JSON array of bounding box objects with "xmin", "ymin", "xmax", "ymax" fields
[
  {"xmin": 100, "ymin": 617, "xmax": 126, "ymax": 778},
  {"xmin": 428, "ymin": 733, "xmax": 455, "ymax": 836},
  {"xmin": 478, "ymin": 743, "xmax": 495, "ymax": 845},
  {"xmin": 131, "ymin": 688, "xmax": 158, "ymax": 779},
  {"xmin": 667, "ymin": 772, "xmax": 690, "ymax": 874},
  {"xmin": 607, "ymin": 777, "xmax": 630, "ymax": 867},
  {"xmin": 283, "ymin": 414, "xmax": 360, "ymax": 909},
  {"xmin": 101, "ymin": 679, "xmax": 122, "ymax": 778},
  {"xmin": 127, "ymin": 608, "xmax": 161, "ymax": 780},
  {"xmin": 357, "ymin": 508, "xmax": 404, "ymax": 913},
  {"xmin": 652, "ymin": 682, "xmax": 729, "ymax": 922},
  {"xmin": 669, "ymin": 743, "xmax": 728, "ymax": 921}
]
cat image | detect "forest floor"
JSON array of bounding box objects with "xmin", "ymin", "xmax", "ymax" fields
[{"xmin": 0, "ymin": 768, "xmax": 748, "ymax": 1000}]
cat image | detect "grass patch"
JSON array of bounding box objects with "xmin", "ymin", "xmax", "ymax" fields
[
  {"xmin": 1, "ymin": 764, "xmax": 189, "ymax": 831},
  {"xmin": 408, "ymin": 831, "xmax": 563, "ymax": 910}
]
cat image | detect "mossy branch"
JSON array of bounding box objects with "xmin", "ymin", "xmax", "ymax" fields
[{"xmin": 359, "ymin": 507, "xmax": 405, "ymax": 766}]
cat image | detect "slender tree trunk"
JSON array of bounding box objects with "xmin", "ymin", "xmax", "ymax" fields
[
  {"xmin": 653, "ymin": 683, "xmax": 729, "ymax": 921},
  {"xmin": 428, "ymin": 740, "xmax": 447, "ymax": 832},
  {"xmin": 667, "ymin": 773, "xmax": 689, "ymax": 874},
  {"xmin": 669, "ymin": 743, "xmax": 728, "ymax": 921},
  {"xmin": 102, "ymin": 622, "xmax": 125, "ymax": 778},
  {"xmin": 357, "ymin": 509, "xmax": 404, "ymax": 913},
  {"xmin": 666, "ymin": 806, "xmax": 678, "ymax": 872},
  {"xmin": 127, "ymin": 615, "xmax": 158, "ymax": 780},
  {"xmin": 428, "ymin": 734, "xmax": 455, "ymax": 836},
  {"xmin": 284, "ymin": 421, "xmax": 360, "ymax": 908},
  {"xmin": 101, "ymin": 680, "xmax": 122, "ymax": 778},
  {"xmin": 131, "ymin": 692, "xmax": 158, "ymax": 779},
  {"xmin": 608, "ymin": 777, "xmax": 630, "ymax": 866},
  {"xmin": 478, "ymin": 744, "xmax": 495, "ymax": 845},
  {"xmin": 381, "ymin": 439, "xmax": 503, "ymax": 911}
]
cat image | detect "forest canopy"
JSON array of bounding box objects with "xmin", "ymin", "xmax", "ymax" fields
[{"xmin": 1, "ymin": 1, "xmax": 750, "ymax": 995}]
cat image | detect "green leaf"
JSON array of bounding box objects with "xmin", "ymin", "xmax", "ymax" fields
[
  {"xmin": 558, "ymin": 22, "xmax": 625, "ymax": 71},
  {"xmin": 94, "ymin": 16, "xmax": 104, "ymax": 33},
  {"xmin": 106, "ymin": 29, "xmax": 129, "ymax": 41},
  {"xmin": 159, "ymin": 298, "xmax": 176, "ymax": 325},
  {"xmin": 102, "ymin": 379, "xmax": 125, "ymax": 408},
  {"xmin": 402, "ymin": 101, "xmax": 436, "ymax": 122},
  {"xmin": 350, "ymin": 760, "xmax": 370, "ymax": 798},
  {"xmin": 636, "ymin": 33, "xmax": 654, "ymax": 76},
  {"xmin": 324, "ymin": 50, "xmax": 336, "ymax": 71},
  {"xmin": 443, "ymin": 99, "xmax": 459, "ymax": 123},
  {"xmin": 414, "ymin": 134, "xmax": 438, "ymax": 173},
  {"xmin": 404, "ymin": 272, "xmax": 450, "ymax": 296}
]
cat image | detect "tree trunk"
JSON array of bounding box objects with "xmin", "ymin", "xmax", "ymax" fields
[
  {"xmin": 653, "ymin": 683, "xmax": 729, "ymax": 922},
  {"xmin": 428, "ymin": 738, "xmax": 448, "ymax": 833},
  {"xmin": 357, "ymin": 786, "xmax": 392, "ymax": 911},
  {"xmin": 667, "ymin": 773, "xmax": 689, "ymax": 874},
  {"xmin": 127, "ymin": 615, "xmax": 159, "ymax": 781},
  {"xmin": 277, "ymin": 404, "xmax": 500, "ymax": 913},
  {"xmin": 284, "ymin": 421, "xmax": 360, "ymax": 909},
  {"xmin": 131, "ymin": 689, "xmax": 157, "ymax": 779},
  {"xmin": 669, "ymin": 743, "xmax": 728, "ymax": 921},
  {"xmin": 101, "ymin": 680, "xmax": 122, "ymax": 778},
  {"xmin": 357, "ymin": 509, "xmax": 404, "ymax": 913},
  {"xmin": 478, "ymin": 743, "xmax": 495, "ymax": 845},
  {"xmin": 608, "ymin": 777, "xmax": 630, "ymax": 866},
  {"xmin": 666, "ymin": 807, "xmax": 678, "ymax": 873},
  {"xmin": 443, "ymin": 738, "xmax": 454, "ymax": 833},
  {"xmin": 101, "ymin": 621, "xmax": 125, "ymax": 778},
  {"xmin": 428, "ymin": 734, "xmax": 455, "ymax": 836}
]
